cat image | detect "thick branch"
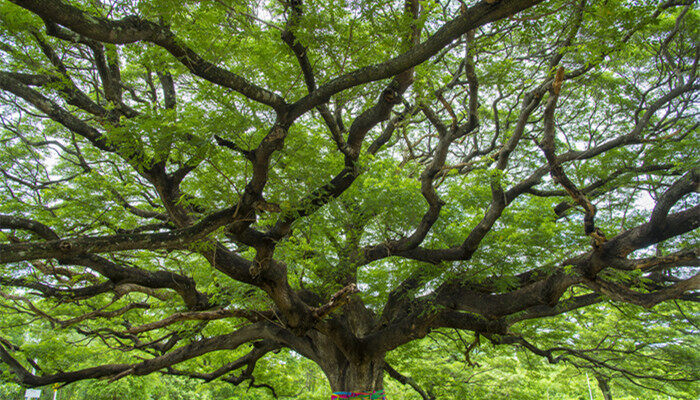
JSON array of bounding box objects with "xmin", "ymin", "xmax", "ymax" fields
[
  {"xmin": 11, "ymin": 0, "xmax": 287, "ymax": 111},
  {"xmin": 0, "ymin": 206, "xmax": 240, "ymax": 263},
  {"xmin": 585, "ymin": 274, "xmax": 700, "ymax": 308},
  {"xmin": 289, "ymin": 0, "xmax": 545, "ymax": 117},
  {"xmin": 0, "ymin": 322, "xmax": 276, "ymax": 387}
]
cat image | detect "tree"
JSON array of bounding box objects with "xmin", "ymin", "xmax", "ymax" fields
[{"xmin": 0, "ymin": 0, "xmax": 698, "ymax": 397}]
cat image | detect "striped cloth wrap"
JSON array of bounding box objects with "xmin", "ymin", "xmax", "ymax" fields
[{"xmin": 331, "ymin": 390, "xmax": 386, "ymax": 399}]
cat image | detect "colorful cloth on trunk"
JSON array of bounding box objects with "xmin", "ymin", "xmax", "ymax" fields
[{"xmin": 331, "ymin": 390, "xmax": 385, "ymax": 399}]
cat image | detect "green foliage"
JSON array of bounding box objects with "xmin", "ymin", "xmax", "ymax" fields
[{"xmin": 0, "ymin": 0, "xmax": 698, "ymax": 398}]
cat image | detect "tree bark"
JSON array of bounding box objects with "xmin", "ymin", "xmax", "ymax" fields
[
  {"xmin": 321, "ymin": 359, "xmax": 385, "ymax": 393},
  {"xmin": 311, "ymin": 338, "xmax": 386, "ymax": 392}
]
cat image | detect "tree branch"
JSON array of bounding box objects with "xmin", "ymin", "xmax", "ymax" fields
[
  {"xmin": 384, "ymin": 362, "xmax": 433, "ymax": 400},
  {"xmin": 10, "ymin": 0, "xmax": 287, "ymax": 111}
]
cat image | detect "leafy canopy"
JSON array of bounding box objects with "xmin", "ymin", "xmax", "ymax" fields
[{"xmin": 0, "ymin": 0, "xmax": 698, "ymax": 398}]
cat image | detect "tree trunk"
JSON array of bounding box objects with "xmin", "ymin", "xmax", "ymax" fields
[
  {"xmin": 322, "ymin": 358, "xmax": 385, "ymax": 392},
  {"xmin": 305, "ymin": 300, "xmax": 388, "ymax": 394},
  {"xmin": 310, "ymin": 336, "xmax": 386, "ymax": 393}
]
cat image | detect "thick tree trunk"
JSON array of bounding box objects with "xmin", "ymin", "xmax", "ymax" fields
[
  {"xmin": 309, "ymin": 334, "xmax": 386, "ymax": 393},
  {"xmin": 322, "ymin": 358, "xmax": 385, "ymax": 392},
  {"xmin": 303, "ymin": 299, "xmax": 388, "ymax": 394}
]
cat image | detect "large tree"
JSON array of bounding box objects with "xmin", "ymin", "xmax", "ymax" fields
[{"xmin": 0, "ymin": 0, "xmax": 697, "ymax": 397}]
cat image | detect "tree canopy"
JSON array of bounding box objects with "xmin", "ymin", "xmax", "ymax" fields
[{"xmin": 0, "ymin": 0, "xmax": 698, "ymax": 398}]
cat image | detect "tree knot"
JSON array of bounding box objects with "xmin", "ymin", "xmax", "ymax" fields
[{"xmin": 58, "ymin": 240, "xmax": 73, "ymax": 252}]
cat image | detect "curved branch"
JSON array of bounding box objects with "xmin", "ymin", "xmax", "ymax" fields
[
  {"xmin": 648, "ymin": 167, "xmax": 700, "ymax": 230},
  {"xmin": 164, "ymin": 339, "xmax": 280, "ymax": 382},
  {"xmin": 125, "ymin": 308, "xmax": 272, "ymax": 334},
  {"xmin": 0, "ymin": 322, "xmax": 276, "ymax": 387},
  {"xmin": 9, "ymin": 0, "xmax": 287, "ymax": 111},
  {"xmin": 384, "ymin": 362, "xmax": 433, "ymax": 400},
  {"xmin": 584, "ymin": 274, "xmax": 700, "ymax": 308},
  {"xmin": 603, "ymin": 204, "xmax": 700, "ymax": 257},
  {"xmin": 0, "ymin": 71, "xmax": 116, "ymax": 149},
  {"xmin": 500, "ymin": 334, "xmax": 698, "ymax": 383},
  {"xmin": 289, "ymin": 0, "xmax": 545, "ymax": 118},
  {"xmin": 540, "ymin": 66, "xmax": 606, "ymax": 245},
  {"xmin": 0, "ymin": 206, "xmax": 240, "ymax": 263},
  {"xmin": 1, "ymin": 214, "xmax": 211, "ymax": 308}
]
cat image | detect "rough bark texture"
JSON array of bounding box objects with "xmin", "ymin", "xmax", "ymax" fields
[{"xmin": 321, "ymin": 357, "xmax": 386, "ymax": 392}]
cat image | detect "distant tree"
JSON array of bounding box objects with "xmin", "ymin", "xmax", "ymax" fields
[{"xmin": 0, "ymin": 0, "xmax": 697, "ymax": 397}]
